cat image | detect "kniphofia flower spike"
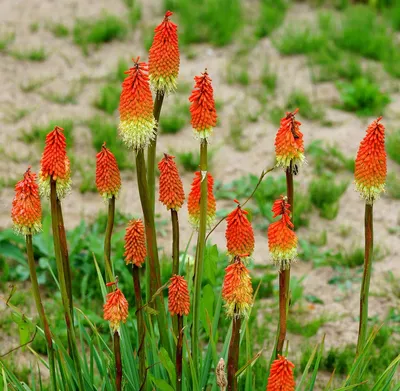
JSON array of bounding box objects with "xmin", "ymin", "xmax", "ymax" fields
[
  {"xmin": 149, "ymin": 11, "xmax": 180, "ymax": 94},
  {"xmin": 119, "ymin": 57, "xmax": 156, "ymax": 150},
  {"xmin": 267, "ymin": 196, "xmax": 297, "ymax": 270},
  {"xmin": 96, "ymin": 142, "xmax": 121, "ymax": 200},
  {"xmin": 275, "ymin": 109, "xmax": 305, "ymax": 170},
  {"xmin": 39, "ymin": 126, "xmax": 71, "ymax": 199},
  {"xmin": 11, "ymin": 167, "xmax": 42, "ymax": 236},
  {"xmin": 189, "ymin": 70, "xmax": 217, "ymax": 139},
  {"xmin": 103, "ymin": 285, "xmax": 129, "ymax": 333},
  {"xmin": 187, "ymin": 171, "xmax": 216, "ymax": 229},
  {"xmin": 266, "ymin": 355, "xmax": 295, "ymax": 391},
  {"xmin": 158, "ymin": 153, "xmax": 185, "ymax": 211},
  {"xmin": 124, "ymin": 219, "xmax": 147, "ymax": 267},
  {"xmin": 168, "ymin": 275, "xmax": 190, "ymax": 316},
  {"xmin": 354, "ymin": 117, "xmax": 387, "ymax": 204}
]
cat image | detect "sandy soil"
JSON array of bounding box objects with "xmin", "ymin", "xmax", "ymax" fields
[{"xmin": 0, "ymin": 0, "xmax": 399, "ymax": 387}]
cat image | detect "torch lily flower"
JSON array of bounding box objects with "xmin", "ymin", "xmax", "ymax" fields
[
  {"xmin": 124, "ymin": 219, "xmax": 147, "ymax": 267},
  {"xmin": 96, "ymin": 142, "xmax": 121, "ymax": 200}
]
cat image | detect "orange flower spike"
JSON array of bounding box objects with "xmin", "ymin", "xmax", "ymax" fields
[
  {"xmin": 225, "ymin": 201, "xmax": 255, "ymax": 257},
  {"xmin": 187, "ymin": 171, "xmax": 216, "ymax": 229},
  {"xmin": 222, "ymin": 258, "xmax": 253, "ymax": 318},
  {"xmin": 11, "ymin": 167, "xmax": 42, "ymax": 236},
  {"xmin": 275, "ymin": 109, "xmax": 305, "ymax": 170},
  {"xmin": 96, "ymin": 142, "xmax": 121, "ymax": 200},
  {"xmin": 189, "ymin": 70, "xmax": 217, "ymax": 139},
  {"xmin": 266, "ymin": 355, "xmax": 295, "ymax": 391},
  {"xmin": 103, "ymin": 288, "xmax": 129, "ymax": 333},
  {"xmin": 149, "ymin": 11, "xmax": 180, "ymax": 94},
  {"xmin": 124, "ymin": 219, "xmax": 147, "ymax": 267},
  {"xmin": 39, "ymin": 126, "xmax": 71, "ymax": 199},
  {"xmin": 354, "ymin": 117, "xmax": 387, "ymax": 204},
  {"xmin": 118, "ymin": 57, "xmax": 156, "ymax": 150},
  {"xmin": 267, "ymin": 196, "xmax": 297, "ymax": 270},
  {"xmin": 168, "ymin": 275, "xmax": 190, "ymax": 316},
  {"xmin": 158, "ymin": 153, "xmax": 185, "ymax": 210}
]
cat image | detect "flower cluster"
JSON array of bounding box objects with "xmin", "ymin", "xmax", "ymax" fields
[
  {"xmin": 124, "ymin": 219, "xmax": 147, "ymax": 267},
  {"xmin": 168, "ymin": 275, "xmax": 190, "ymax": 316},
  {"xmin": 103, "ymin": 288, "xmax": 129, "ymax": 333},
  {"xmin": 96, "ymin": 143, "xmax": 121, "ymax": 200},
  {"xmin": 266, "ymin": 355, "xmax": 295, "ymax": 391},
  {"xmin": 354, "ymin": 117, "xmax": 387, "ymax": 204}
]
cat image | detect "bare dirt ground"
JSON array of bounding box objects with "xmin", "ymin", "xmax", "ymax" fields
[{"xmin": 0, "ymin": 0, "xmax": 399, "ymax": 387}]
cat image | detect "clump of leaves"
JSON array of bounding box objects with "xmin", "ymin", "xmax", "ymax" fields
[
  {"xmin": 160, "ymin": 102, "xmax": 189, "ymax": 134},
  {"xmin": 255, "ymin": 0, "xmax": 288, "ymax": 38}
]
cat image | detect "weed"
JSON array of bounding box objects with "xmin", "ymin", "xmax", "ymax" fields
[
  {"xmin": 87, "ymin": 115, "xmax": 132, "ymax": 170},
  {"xmin": 41, "ymin": 82, "xmax": 83, "ymax": 105},
  {"xmin": 269, "ymin": 107, "xmax": 284, "ymax": 126},
  {"xmin": 94, "ymin": 84, "xmax": 120, "ymax": 114},
  {"xmin": 287, "ymin": 315, "xmax": 329, "ymax": 337},
  {"xmin": 386, "ymin": 172, "xmax": 400, "ymax": 199},
  {"xmin": 49, "ymin": 23, "xmax": 69, "ymax": 38},
  {"xmin": 73, "ymin": 14, "xmax": 128, "ymax": 53},
  {"xmin": 229, "ymin": 115, "xmax": 251, "ymax": 152},
  {"xmin": 309, "ymin": 173, "xmax": 348, "ymax": 219},
  {"xmin": 21, "ymin": 119, "xmax": 74, "ymax": 147},
  {"xmin": 11, "ymin": 47, "xmax": 47, "ymax": 62},
  {"xmin": 0, "ymin": 32, "xmax": 15, "ymax": 52},
  {"xmin": 387, "ymin": 130, "xmax": 400, "ymax": 164},
  {"xmin": 255, "ymin": 0, "xmax": 288, "ymax": 38},
  {"xmin": 160, "ymin": 102, "xmax": 189, "ymax": 134},
  {"xmin": 176, "ymin": 151, "xmax": 199, "ymax": 172},
  {"xmin": 126, "ymin": 0, "xmax": 142, "ymax": 28},
  {"xmin": 286, "ymin": 91, "xmax": 324, "ymax": 121},
  {"xmin": 226, "ymin": 60, "xmax": 250, "ymax": 86},
  {"xmin": 336, "ymin": 78, "xmax": 390, "ymax": 116},
  {"xmin": 30, "ymin": 23, "xmax": 39, "ymax": 33},
  {"xmin": 2, "ymin": 106, "xmax": 33, "ymax": 123},
  {"xmin": 20, "ymin": 76, "xmax": 56, "ymax": 93},
  {"xmin": 74, "ymin": 159, "xmax": 97, "ymax": 194},
  {"xmin": 386, "ymin": 0, "xmax": 400, "ymax": 31},
  {"xmin": 260, "ymin": 65, "xmax": 277, "ymax": 94}
]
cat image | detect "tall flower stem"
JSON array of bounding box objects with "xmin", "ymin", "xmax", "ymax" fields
[
  {"xmin": 113, "ymin": 331, "xmax": 122, "ymax": 391},
  {"xmin": 147, "ymin": 91, "xmax": 165, "ymax": 212},
  {"xmin": 50, "ymin": 180, "xmax": 84, "ymax": 390},
  {"xmin": 176, "ymin": 315, "xmax": 184, "ymax": 391},
  {"xmin": 192, "ymin": 139, "xmax": 208, "ymax": 370},
  {"xmin": 26, "ymin": 234, "xmax": 57, "ymax": 391},
  {"xmin": 132, "ymin": 265, "xmax": 146, "ymax": 387},
  {"xmin": 135, "ymin": 149, "xmax": 171, "ymax": 357},
  {"xmin": 227, "ymin": 310, "xmax": 241, "ymax": 391},
  {"xmin": 276, "ymin": 166, "xmax": 293, "ymax": 356},
  {"xmin": 104, "ymin": 196, "xmax": 116, "ymax": 284},
  {"xmin": 356, "ymin": 203, "xmax": 373, "ymax": 354},
  {"xmin": 171, "ymin": 209, "xmax": 180, "ymax": 275}
]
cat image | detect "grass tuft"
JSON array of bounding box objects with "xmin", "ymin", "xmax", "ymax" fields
[
  {"xmin": 0, "ymin": 32, "xmax": 15, "ymax": 52},
  {"xmin": 286, "ymin": 91, "xmax": 324, "ymax": 121},
  {"xmin": 49, "ymin": 23, "xmax": 69, "ymax": 38},
  {"xmin": 160, "ymin": 102, "xmax": 189, "ymax": 134},
  {"xmin": 387, "ymin": 130, "xmax": 400, "ymax": 164},
  {"xmin": 94, "ymin": 84, "xmax": 120, "ymax": 115},
  {"xmin": 255, "ymin": 0, "xmax": 288, "ymax": 38},
  {"xmin": 11, "ymin": 47, "xmax": 47, "ymax": 62}
]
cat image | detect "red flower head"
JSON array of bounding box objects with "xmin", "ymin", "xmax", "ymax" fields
[
  {"xmin": 149, "ymin": 11, "xmax": 180, "ymax": 94},
  {"xmin": 39, "ymin": 126, "xmax": 71, "ymax": 199},
  {"xmin": 96, "ymin": 142, "xmax": 121, "ymax": 200},
  {"xmin": 354, "ymin": 117, "xmax": 387, "ymax": 203},
  {"xmin": 11, "ymin": 167, "xmax": 42, "ymax": 235},
  {"xmin": 275, "ymin": 109, "xmax": 305, "ymax": 170},
  {"xmin": 267, "ymin": 196, "xmax": 297, "ymax": 270},
  {"xmin": 222, "ymin": 257, "xmax": 253, "ymax": 318},
  {"xmin": 103, "ymin": 288, "xmax": 129, "ymax": 333},
  {"xmin": 168, "ymin": 275, "xmax": 190, "ymax": 316},
  {"xmin": 189, "ymin": 70, "xmax": 217, "ymax": 139},
  {"xmin": 225, "ymin": 200, "xmax": 255, "ymax": 257},
  {"xmin": 119, "ymin": 57, "xmax": 156, "ymax": 150},
  {"xmin": 266, "ymin": 355, "xmax": 295, "ymax": 391},
  {"xmin": 187, "ymin": 171, "xmax": 216, "ymax": 229},
  {"xmin": 158, "ymin": 153, "xmax": 185, "ymax": 210},
  {"xmin": 124, "ymin": 219, "xmax": 147, "ymax": 267}
]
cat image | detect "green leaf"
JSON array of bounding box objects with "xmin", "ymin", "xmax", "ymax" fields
[
  {"xmin": 159, "ymin": 347, "xmax": 176, "ymax": 387},
  {"xmin": 0, "ymin": 242, "xmax": 25, "ymax": 264},
  {"xmin": 151, "ymin": 378, "xmax": 174, "ymax": 391},
  {"xmin": 11, "ymin": 313, "xmax": 35, "ymax": 346},
  {"xmin": 204, "ymin": 245, "xmax": 218, "ymax": 285},
  {"xmin": 200, "ymin": 284, "xmax": 215, "ymax": 335}
]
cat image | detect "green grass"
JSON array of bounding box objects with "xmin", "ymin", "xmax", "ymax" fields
[
  {"xmin": 21, "ymin": 119, "xmax": 74, "ymax": 147},
  {"xmin": 160, "ymin": 102, "xmax": 189, "ymax": 134},
  {"xmin": 286, "ymin": 91, "xmax": 324, "ymax": 121},
  {"xmin": 49, "ymin": 23, "xmax": 69, "ymax": 37},
  {"xmin": 260, "ymin": 65, "xmax": 277, "ymax": 94},
  {"xmin": 42, "ymin": 83, "xmax": 82, "ymax": 105},
  {"xmin": 229, "ymin": 116, "xmax": 251, "ymax": 152},
  {"xmin": 0, "ymin": 32, "xmax": 15, "ymax": 52},
  {"xmin": 73, "ymin": 14, "xmax": 128, "ymax": 53},
  {"xmin": 125, "ymin": 0, "xmax": 142, "ymax": 28},
  {"xmin": 11, "ymin": 47, "xmax": 47, "ymax": 62},
  {"xmin": 87, "ymin": 116, "xmax": 132, "ymax": 170},
  {"xmin": 309, "ymin": 173, "xmax": 348, "ymax": 219},
  {"xmin": 386, "ymin": 172, "xmax": 400, "ymax": 199},
  {"xmin": 30, "ymin": 22, "xmax": 39, "ymax": 33},
  {"xmin": 164, "ymin": 0, "xmax": 242, "ymax": 46},
  {"xmin": 226, "ymin": 61, "xmax": 250, "ymax": 86},
  {"xmin": 176, "ymin": 151, "xmax": 200, "ymax": 172},
  {"xmin": 255, "ymin": 0, "xmax": 288, "ymax": 38},
  {"xmin": 336, "ymin": 78, "xmax": 390, "ymax": 116},
  {"xmin": 287, "ymin": 315, "xmax": 329, "ymax": 337},
  {"xmin": 387, "ymin": 130, "xmax": 400, "ymax": 164},
  {"xmin": 94, "ymin": 84, "xmax": 120, "ymax": 114}
]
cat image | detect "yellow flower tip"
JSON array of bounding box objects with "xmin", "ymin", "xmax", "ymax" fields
[
  {"xmin": 38, "ymin": 158, "xmax": 72, "ymax": 200},
  {"xmin": 118, "ymin": 118, "xmax": 156, "ymax": 151}
]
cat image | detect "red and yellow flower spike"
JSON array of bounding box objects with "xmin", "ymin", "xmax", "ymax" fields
[
  {"xmin": 267, "ymin": 196, "xmax": 297, "ymax": 270},
  {"xmin": 189, "ymin": 70, "xmax": 217, "ymax": 139},
  {"xmin": 354, "ymin": 117, "xmax": 387, "ymax": 204},
  {"xmin": 222, "ymin": 256, "xmax": 253, "ymax": 318},
  {"xmin": 226, "ymin": 200, "xmax": 255, "ymax": 257},
  {"xmin": 187, "ymin": 171, "xmax": 216, "ymax": 229},
  {"xmin": 124, "ymin": 219, "xmax": 147, "ymax": 267},
  {"xmin": 168, "ymin": 275, "xmax": 190, "ymax": 316},
  {"xmin": 275, "ymin": 109, "xmax": 305, "ymax": 170},
  {"xmin": 149, "ymin": 11, "xmax": 179, "ymax": 94},
  {"xmin": 11, "ymin": 167, "xmax": 42, "ymax": 236},
  {"xmin": 266, "ymin": 355, "xmax": 295, "ymax": 391},
  {"xmin": 158, "ymin": 153, "xmax": 185, "ymax": 211},
  {"xmin": 39, "ymin": 126, "xmax": 71, "ymax": 199},
  {"xmin": 118, "ymin": 57, "xmax": 156, "ymax": 150},
  {"xmin": 103, "ymin": 286, "xmax": 129, "ymax": 333},
  {"xmin": 96, "ymin": 142, "xmax": 121, "ymax": 200}
]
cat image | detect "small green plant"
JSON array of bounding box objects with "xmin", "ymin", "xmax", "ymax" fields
[
  {"xmin": 336, "ymin": 78, "xmax": 390, "ymax": 116},
  {"xmin": 2, "ymin": 106, "xmax": 33, "ymax": 124},
  {"xmin": 41, "ymin": 83, "xmax": 82, "ymax": 104},
  {"xmin": 125, "ymin": 0, "xmax": 142, "ymax": 28},
  {"xmin": 387, "ymin": 130, "xmax": 400, "ymax": 164},
  {"xmin": 30, "ymin": 23, "xmax": 39, "ymax": 33},
  {"xmin": 160, "ymin": 102, "xmax": 189, "ymax": 134},
  {"xmin": 255, "ymin": 0, "xmax": 288, "ymax": 38},
  {"xmin": 228, "ymin": 115, "xmax": 251, "ymax": 152},
  {"xmin": 11, "ymin": 47, "xmax": 47, "ymax": 62},
  {"xmin": 287, "ymin": 314, "xmax": 329, "ymax": 337},
  {"xmin": 226, "ymin": 60, "xmax": 250, "ymax": 86},
  {"xmin": 260, "ymin": 65, "xmax": 277, "ymax": 94},
  {"xmin": 386, "ymin": 172, "xmax": 400, "ymax": 199},
  {"xmin": 176, "ymin": 151, "xmax": 200, "ymax": 172},
  {"xmin": 286, "ymin": 91, "xmax": 324, "ymax": 121},
  {"xmin": 0, "ymin": 32, "xmax": 15, "ymax": 51},
  {"xmin": 309, "ymin": 173, "xmax": 348, "ymax": 219},
  {"xmin": 49, "ymin": 23, "xmax": 69, "ymax": 37},
  {"xmin": 20, "ymin": 76, "xmax": 56, "ymax": 93},
  {"xmin": 73, "ymin": 14, "xmax": 128, "ymax": 53},
  {"xmin": 94, "ymin": 84, "xmax": 120, "ymax": 114}
]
